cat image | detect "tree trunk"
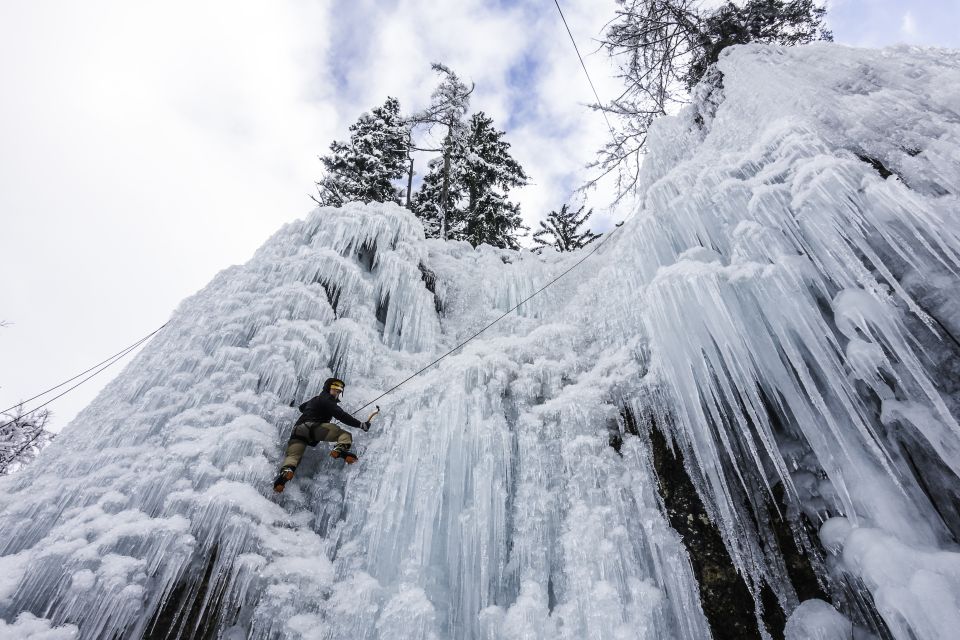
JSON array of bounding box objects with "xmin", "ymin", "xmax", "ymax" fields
[
  {"xmin": 440, "ymin": 124, "xmax": 452, "ymax": 241},
  {"xmin": 406, "ymin": 155, "xmax": 414, "ymax": 210}
]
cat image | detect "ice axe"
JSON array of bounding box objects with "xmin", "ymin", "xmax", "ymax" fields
[{"xmin": 363, "ymin": 405, "xmax": 380, "ymax": 431}]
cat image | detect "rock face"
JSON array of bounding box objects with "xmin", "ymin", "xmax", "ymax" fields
[
  {"xmin": 2, "ymin": 43, "xmax": 960, "ymax": 639},
  {"xmin": 643, "ymin": 412, "xmax": 764, "ymax": 640}
]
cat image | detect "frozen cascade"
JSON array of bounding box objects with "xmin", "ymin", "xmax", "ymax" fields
[{"xmin": 2, "ymin": 42, "xmax": 960, "ymax": 639}]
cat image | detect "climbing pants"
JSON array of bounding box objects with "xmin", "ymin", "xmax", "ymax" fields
[{"xmin": 281, "ymin": 421, "xmax": 353, "ymax": 469}]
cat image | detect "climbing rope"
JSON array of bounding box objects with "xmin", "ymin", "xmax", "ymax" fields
[
  {"xmin": 552, "ymin": 0, "xmax": 618, "ymax": 140},
  {"xmin": 5, "ymin": 225, "xmax": 623, "ymax": 431},
  {"xmin": 0, "ymin": 323, "xmax": 169, "ymax": 430}
]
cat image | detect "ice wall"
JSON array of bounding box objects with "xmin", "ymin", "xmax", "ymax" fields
[
  {"xmin": 632, "ymin": 43, "xmax": 960, "ymax": 637},
  {"xmin": 1, "ymin": 43, "xmax": 959, "ymax": 640}
]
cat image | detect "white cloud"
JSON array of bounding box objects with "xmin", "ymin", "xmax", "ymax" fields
[{"xmin": 900, "ymin": 10, "xmax": 918, "ymax": 37}]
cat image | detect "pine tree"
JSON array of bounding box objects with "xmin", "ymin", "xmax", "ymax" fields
[
  {"xmin": 410, "ymin": 68, "xmax": 528, "ymax": 248},
  {"xmin": 313, "ymin": 97, "xmax": 411, "ymax": 207},
  {"xmin": 1, "ymin": 406, "xmax": 53, "ymax": 475},
  {"xmin": 688, "ymin": 1, "xmax": 832, "ymax": 87},
  {"xmin": 412, "ymin": 155, "xmax": 465, "ymax": 239},
  {"xmin": 459, "ymin": 112, "xmax": 529, "ymax": 249},
  {"xmin": 532, "ymin": 204, "xmax": 601, "ymax": 252},
  {"xmin": 410, "ymin": 64, "xmax": 473, "ymax": 238}
]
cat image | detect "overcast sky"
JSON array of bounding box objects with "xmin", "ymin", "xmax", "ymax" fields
[{"xmin": 2, "ymin": 0, "xmax": 958, "ymax": 434}]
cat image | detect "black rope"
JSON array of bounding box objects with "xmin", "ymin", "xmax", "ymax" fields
[
  {"xmin": 0, "ymin": 323, "xmax": 168, "ymax": 430},
  {"xmin": 1, "ymin": 323, "xmax": 168, "ymax": 415},
  {"xmin": 553, "ymin": 0, "xmax": 618, "ymax": 140},
  {"xmin": 351, "ymin": 226, "xmax": 623, "ymax": 414}
]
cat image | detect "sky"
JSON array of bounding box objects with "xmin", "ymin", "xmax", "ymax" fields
[{"xmin": 1, "ymin": 0, "xmax": 958, "ymax": 434}]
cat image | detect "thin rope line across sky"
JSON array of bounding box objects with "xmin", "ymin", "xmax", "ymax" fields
[
  {"xmin": 0, "ymin": 323, "xmax": 168, "ymax": 416},
  {"xmin": 0, "ymin": 323, "xmax": 168, "ymax": 429},
  {"xmin": 553, "ymin": 0, "xmax": 618, "ymax": 139}
]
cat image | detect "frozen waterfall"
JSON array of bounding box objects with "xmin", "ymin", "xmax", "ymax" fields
[{"xmin": 2, "ymin": 43, "xmax": 960, "ymax": 640}]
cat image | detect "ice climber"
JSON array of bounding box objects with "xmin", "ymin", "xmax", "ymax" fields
[{"xmin": 273, "ymin": 377, "xmax": 372, "ymax": 493}]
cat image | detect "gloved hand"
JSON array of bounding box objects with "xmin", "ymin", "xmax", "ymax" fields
[{"xmin": 361, "ymin": 421, "xmax": 371, "ymax": 432}]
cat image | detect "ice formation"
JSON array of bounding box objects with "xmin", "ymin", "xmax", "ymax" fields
[{"xmin": 2, "ymin": 43, "xmax": 959, "ymax": 639}]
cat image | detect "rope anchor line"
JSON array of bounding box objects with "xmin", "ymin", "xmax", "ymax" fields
[{"xmin": 0, "ymin": 323, "xmax": 169, "ymax": 430}]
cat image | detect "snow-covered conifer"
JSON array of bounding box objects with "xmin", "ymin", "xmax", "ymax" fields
[
  {"xmin": 0, "ymin": 406, "xmax": 53, "ymax": 475},
  {"xmin": 415, "ymin": 111, "xmax": 528, "ymax": 248},
  {"xmin": 410, "ymin": 64, "xmax": 473, "ymax": 238},
  {"xmin": 459, "ymin": 112, "xmax": 529, "ymax": 249},
  {"xmin": 688, "ymin": 1, "xmax": 832, "ymax": 87},
  {"xmin": 314, "ymin": 97, "xmax": 410, "ymax": 207},
  {"xmin": 412, "ymin": 155, "xmax": 466, "ymax": 239},
  {"xmin": 532, "ymin": 204, "xmax": 600, "ymax": 253}
]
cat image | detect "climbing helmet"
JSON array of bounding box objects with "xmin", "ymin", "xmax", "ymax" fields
[{"xmin": 324, "ymin": 377, "xmax": 346, "ymax": 394}]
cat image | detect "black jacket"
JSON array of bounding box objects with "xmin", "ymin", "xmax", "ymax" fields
[{"xmin": 296, "ymin": 391, "xmax": 363, "ymax": 429}]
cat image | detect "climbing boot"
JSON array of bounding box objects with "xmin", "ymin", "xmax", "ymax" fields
[
  {"xmin": 273, "ymin": 466, "xmax": 295, "ymax": 493},
  {"xmin": 330, "ymin": 444, "xmax": 357, "ymax": 464}
]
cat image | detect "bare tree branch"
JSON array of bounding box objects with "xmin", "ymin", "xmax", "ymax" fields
[
  {"xmin": 1, "ymin": 404, "xmax": 53, "ymax": 475},
  {"xmin": 588, "ymin": 0, "xmax": 831, "ymax": 202}
]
